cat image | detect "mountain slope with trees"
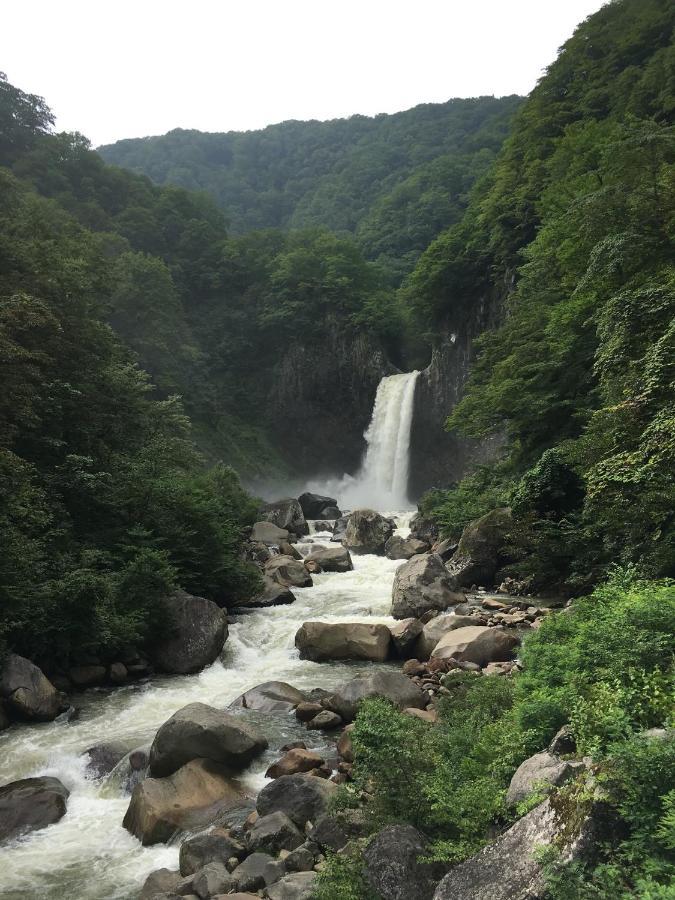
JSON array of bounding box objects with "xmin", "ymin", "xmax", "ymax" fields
[{"xmin": 98, "ymin": 95, "xmax": 522, "ymax": 281}]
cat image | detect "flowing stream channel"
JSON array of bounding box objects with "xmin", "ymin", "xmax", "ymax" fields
[{"xmin": 0, "ymin": 372, "xmax": 422, "ymax": 900}]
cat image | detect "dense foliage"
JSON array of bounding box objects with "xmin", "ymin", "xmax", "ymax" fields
[
  {"xmin": 414, "ymin": 0, "xmax": 675, "ymax": 591},
  {"xmin": 99, "ymin": 96, "xmax": 522, "ymax": 281},
  {"xmin": 0, "ymin": 77, "xmax": 263, "ymax": 668},
  {"xmin": 318, "ymin": 571, "xmax": 675, "ymax": 897}
]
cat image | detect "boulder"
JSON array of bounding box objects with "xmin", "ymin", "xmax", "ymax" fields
[
  {"xmin": 549, "ymin": 725, "xmax": 577, "ymax": 756},
  {"xmin": 69, "ymin": 665, "xmax": 106, "ymax": 688},
  {"xmin": 266, "ymin": 749, "xmax": 325, "ymax": 779},
  {"xmin": 308, "ymin": 813, "xmax": 349, "ymax": 851},
  {"xmin": 295, "ymin": 621, "xmax": 391, "ymax": 662},
  {"xmin": 179, "ymin": 828, "xmax": 246, "ymax": 875},
  {"xmin": 140, "ymin": 868, "xmax": 181, "ymax": 900},
  {"xmin": 342, "ymin": 509, "xmax": 395, "ymax": 555},
  {"xmin": 306, "ymin": 710, "xmax": 343, "ymax": 730},
  {"xmin": 250, "ymin": 521, "xmax": 291, "ymax": 545},
  {"xmin": 265, "ymin": 556, "xmax": 313, "ymax": 589},
  {"xmin": 150, "ymin": 591, "xmax": 227, "ymax": 675},
  {"xmin": 364, "ymin": 824, "xmax": 447, "ymax": 900},
  {"xmin": 414, "ymin": 614, "xmax": 479, "ymax": 660},
  {"xmin": 84, "ymin": 740, "xmax": 131, "ymax": 778},
  {"xmin": 331, "ymin": 516, "xmax": 349, "ymax": 543},
  {"xmin": 149, "ymin": 703, "xmax": 268, "ymax": 778},
  {"xmin": 326, "ymin": 670, "xmax": 426, "ymax": 723},
  {"xmin": 388, "ymin": 618, "xmax": 423, "ymax": 658},
  {"xmin": 337, "ymin": 724, "xmax": 355, "ymax": 762},
  {"xmin": 109, "ymin": 662, "xmax": 128, "ymax": 684},
  {"xmin": 231, "ymin": 852, "xmax": 274, "ymax": 892},
  {"xmin": 192, "ymin": 861, "xmax": 235, "ymax": 898},
  {"xmin": 431, "ymin": 626, "xmax": 520, "ymax": 667},
  {"xmin": 431, "ymin": 538, "xmax": 457, "ymax": 563},
  {"xmin": 305, "ymin": 546, "xmax": 353, "ymax": 573},
  {"xmin": 236, "ymin": 577, "xmax": 296, "ymax": 609},
  {"xmin": 445, "ymin": 508, "xmax": 513, "ymax": 590},
  {"xmin": 0, "ymin": 702, "xmax": 10, "ymax": 731},
  {"xmin": 109, "ymin": 745, "xmax": 150, "ymax": 794},
  {"xmin": 391, "ymin": 554, "xmax": 465, "ymax": 619},
  {"xmin": 320, "ymin": 506, "xmax": 341, "ymax": 520},
  {"xmin": 409, "ymin": 514, "xmax": 439, "ymax": 546},
  {"xmin": 294, "ymin": 702, "xmax": 323, "ymax": 722},
  {"xmin": 265, "ymin": 871, "xmax": 317, "ymax": 900},
  {"xmin": 385, "ymin": 535, "xmax": 430, "ymax": 560},
  {"xmin": 284, "ymin": 843, "xmax": 317, "ymax": 871},
  {"xmin": 260, "ymin": 499, "xmax": 308, "ymax": 537},
  {"xmin": 123, "ymin": 758, "xmax": 248, "ymax": 846},
  {"xmin": 0, "ymin": 654, "xmax": 61, "ymax": 721},
  {"xmin": 247, "ymin": 811, "xmax": 304, "ymax": 853},
  {"xmin": 230, "ymin": 681, "xmax": 306, "ymax": 714},
  {"xmin": 298, "ymin": 493, "xmax": 338, "ymax": 519},
  {"xmin": 256, "ymin": 774, "xmax": 336, "ymax": 828},
  {"xmin": 432, "ymin": 795, "xmax": 612, "ymax": 900},
  {"xmin": 506, "ymin": 751, "xmax": 584, "ymax": 807},
  {"xmin": 0, "ymin": 776, "xmax": 70, "ymax": 843}
]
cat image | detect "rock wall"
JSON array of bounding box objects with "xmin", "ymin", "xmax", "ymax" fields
[
  {"xmin": 409, "ymin": 280, "xmax": 511, "ymax": 499},
  {"xmin": 266, "ymin": 324, "xmax": 394, "ymax": 476}
]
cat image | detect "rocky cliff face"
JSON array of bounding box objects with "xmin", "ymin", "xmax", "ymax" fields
[
  {"xmin": 409, "ymin": 280, "xmax": 511, "ymax": 499},
  {"xmin": 266, "ymin": 325, "xmax": 394, "ymax": 476}
]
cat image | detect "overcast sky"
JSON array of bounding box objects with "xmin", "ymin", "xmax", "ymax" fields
[{"xmin": 3, "ymin": 0, "xmax": 608, "ymax": 147}]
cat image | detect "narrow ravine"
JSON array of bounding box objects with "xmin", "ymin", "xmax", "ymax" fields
[{"xmin": 0, "ymin": 515, "xmax": 414, "ymax": 900}]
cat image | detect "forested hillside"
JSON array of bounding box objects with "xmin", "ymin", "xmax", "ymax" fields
[
  {"xmin": 99, "ymin": 96, "xmax": 522, "ymax": 281},
  {"xmin": 410, "ymin": 0, "xmax": 675, "ymax": 591}
]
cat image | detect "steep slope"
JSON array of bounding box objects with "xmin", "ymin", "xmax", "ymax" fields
[
  {"xmin": 99, "ymin": 96, "xmax": 522, "ymax": 279},
  {"xmin": 409, "ymin": 0, "xmax": 674, "ymax": 585}
]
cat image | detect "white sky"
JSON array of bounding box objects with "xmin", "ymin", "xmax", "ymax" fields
[{"xmin": 3, "ymin": 0, "xmax": 608, "ymax": 147}]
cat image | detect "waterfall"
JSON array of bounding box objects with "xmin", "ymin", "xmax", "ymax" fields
[{"xmin": 339, "ymin": 371, "xmax": 420, "ymax": 510}]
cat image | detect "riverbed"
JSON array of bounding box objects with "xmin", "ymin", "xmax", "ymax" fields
[{"xmin": 0, "ymin": 516, "xmax": 412, "ymax": 900}]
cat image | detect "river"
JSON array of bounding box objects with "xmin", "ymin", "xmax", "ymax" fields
[{"xmin": 0, "ymin": 515, "xmax": 414, "ymax": 900}]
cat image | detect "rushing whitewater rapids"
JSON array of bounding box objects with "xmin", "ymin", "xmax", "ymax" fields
[{"xmin": 0, "ymin": 516, "xmax": 414, "ymax": 900}]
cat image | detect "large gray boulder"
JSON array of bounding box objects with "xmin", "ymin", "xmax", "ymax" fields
[
  {"xmin": 342, "ymin": 509, "xmax": 395, "ymax": 555},
  {"xmin": 0, "ymin": 776, "xmax": 70, "ymax": 843},
  {"xmin": 431, "ymin": 625, "xmax": 520, "ymax": 667},
  {"xmin": 391, "ymin": 554, "xmax": 465, "ymax": 619},
  {"xmin": 260, "ymin": 499, "xmax": 309, "ymax": 537},
  {"xmin": 256, "ymin": 774, "xmax": 336, "ymax": 828},
  {"xmin": 251, "ymin": 522, "xmax": 291, "ymax": 545},
  {"xmin": 414, "ymin": 614, "xmax": 479, "ymax": 660},
  {"xmin": 409, "ymin": 514, "xmax": 439, "ymax": 546},
  {"xmin": 295, "ymin": 621, "xmax": 391, "ymax": 662},
  {"xmin": 298, "ymin": 493, "xmax": 338, "ymax": 519},
  {"xmin": 265, "ymin": 556, "xmax": 313, "ymax": 589},
  {"xmin": 247, "ymin": 810, "xmax": 304, "ymax": 853},
  {"xmin": 364, "ymin": 825, "xmax": 447, "ymax": 900},
  {"xmin": 149, "ymin": 702, "xmax": 268, "ymax": 778},
  {"xmin": 139, "ymin": 868, "xmax": 181, "ymax": 900},
  {"xmin": 84, "ymin": 740, "xmax": 132, "ymax": 778},
  {"xmin": 265, "ymin": 871, "xmax": 317, "ymax": 899},
  {"xmin": 0, "ymin": 654, "xmax": 61, "ymax": 722},
  {"xmin": 231, "ymin": 851, "xmax": 274, "ymax": 891},
  {"xmin": 123, "ymin": 758, "xmax": 248, "ymax": 845},
  {"xmin": 445, "ymin": 508, "xmax": 512, "ymax": 590},
  {"xmin": 331, "ymin": 515, "xmax": 349, "ymax": 543},
  {"xmin": 230, "ymin": 681, "xmax": 306, "ymax": 714},
  {"xmin": 151, "ymin": 590, "xmax": 227, "ymax": 675},
  {"xmin": 388, "ymin": 618, "xmax": 423, "ymax": 658},
  {"xmin": 326, "ymin": 670, "xmax": 426, "ymax": 722},
  {"xmin": 235, "ymin": 576, "xmax": 296, "ymax": 609},
  {"xmin": 385, "ymin": 535, "xmax": 430, "ymax": 560},
  {"xmin": 433, "ymin": 795, "xmax": 611, "ymax": 900},
  {"xmin": 506, "ymin": 751, "xmax": 584, "ymax": 807},
  {"xmin": 179, "ymin": 827, "xmax": 245, "ymax": 875},
  {"xmin": 305, "ymin": 546, "xmax": 353, "ymax": 572}
]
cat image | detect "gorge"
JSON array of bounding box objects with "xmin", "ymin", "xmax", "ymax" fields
[{"xmin": 1, "ymin": 0, "xmax": 674, "ymax": 897}]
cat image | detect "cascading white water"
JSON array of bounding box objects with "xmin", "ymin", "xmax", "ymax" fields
[
  {"xmin": 0, "ymin": 516, "xmax": 415, "ymax": 900},
  {"xmin": 337, "ymin": 371, "xmax": 420, "ymax": 511}
]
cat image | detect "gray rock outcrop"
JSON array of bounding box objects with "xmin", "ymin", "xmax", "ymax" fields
[
  {"xmin": 342, "ymin": 509, "xmax": 395, "ymax": 555},
  {"xmin": 150, "ymin": 591, "xmax": 227, "ymax": 675},
  {"xmin": 391, "ymin": 554, "xmax": 465, "ymax": 619},
  {"xmin": 0, "ymin": 776, "xmax": 70, "ymax": 843},
  {"xmin": 149, "ymin": 702, "xmax": 268, "ymax": 778},
  {"xmin": 0, "ymin": 654, "xmax": 61, "ymax": 721},
  {"xmin": 431, "ymin": 625, "xmax": 520, "ymax": 667},
  {"xmin": 295, "ymin": 621, "xmax": 391, "ymax": 662},
  {"xmin": 326, "ymin": 670, "xmax": 426, "ymax": 722}
]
